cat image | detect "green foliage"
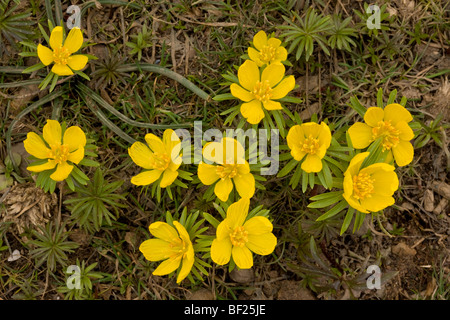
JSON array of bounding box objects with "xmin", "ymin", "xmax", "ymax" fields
[
  {"xmin": 64, "ymin": 168, "xmax": 127, "ymax": 233},
  {"xmin": 327, "ymin": 15, "xmax": 357, "ymax": 52},
  {"xmin": 91, "ymin": 51, "xmax": 130, "ymax": 90},
  {"xmin": 27, "ymin": 221, "xmax": 79, "ymax": 272},
  {"xmin": 0, "ymin": 0, "xmax": 34, "ymax": 57},
  {"xmin": 57, "ymin": 259, "xmax": 103, "ymax": 300},
  {"xmin": 126, "ymin": 24, "xmax": 152, "ymax": 61},
  {"xmin": 279, "ymin": 8, "xmax": 332, "ymax": 61}
]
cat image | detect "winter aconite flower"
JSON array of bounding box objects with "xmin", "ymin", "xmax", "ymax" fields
[
  {"xmin": 210, "ymin": 197, "xmax": 277, "ymax": 269},
  {"xmin": 128, "ymin": 129, "xmax": 182, "ymax": 188},
  {"xmin": 230, "ymin": 60, "xmax": 295, "ymax": 124},
  {"xmin": 343, "ymin": 152, "xmax": 399, "ymax": 214},
  {"xmin": 23, "ymin": 119, "xmax": 86, "ymax": 181},
  {"xmin": 248, "ymin": 31, "xmax": 288, "ymax": 67},
  {"xmin": 348, "ymin": 104, "xmax": 414, "ymax": 166},
  {"xmin": 37, "ymin": 26, "xmax": 88, "ymax": 76},
  {"xmin": 139, "ymin": 221, "xmax": 194, "ymax": 284},
  {"xmin": 198, "ymin": 137, "xmax": 255, "ymax": 202},
  {"xmin": 287, "ymin": 122, "xmax": 332, "ymax": 173}
]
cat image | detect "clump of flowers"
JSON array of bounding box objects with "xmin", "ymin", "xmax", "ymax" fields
[
  {"xmin": 247, "ymin": 30, "xmax": 288, "ymax": 67},
  {"xmin": 230, "ymin": 60, "xmax": 295, "ymax": 125},
  {"xmin": 128, "ymin": 129, "xmax": 182, "ymax": 188},
  {"xmin": 287, "ymin": 121, "xmax": 332, "ymax": 173},
  {"xmin": 24, "ymin": 119, "xmax": 86, "ymax": 182},
  {"xmin": 37, "ymin": 26, "xmax": 88, "ymax": 76},
  {"xmin": 139, "ymin": 220, "xmax": 194, "ymax": 284},
  {"xmin": 343, "ymin": 152, "xmax": 399, "ymax": 213},
  {"xmin": 348, "ymin": 103, "xmax": 414, "ymax": 166},
  {"xmin": 197, "ymin": 137, "xmax": 255, "ymax": 202},
  {"xmin": 210, "ymin": 197, "xmax": 277, "ymax": 269}
]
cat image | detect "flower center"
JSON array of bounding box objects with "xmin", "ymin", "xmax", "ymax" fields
[
  {"xmin": 352, "ymin": 172, "xmax": 375, "ymax": 200},
  {"xmin": 151, "ymin": 152, "xmax": 170, "ymax": 171},
  {"xmin": 259, "ymin": 45, "xmax": 277, "ymax": 63},
  {"xmin": 170, "ymin": 238, "xmax": 189, "ymax": 259},
  {"xmin": 230, "ymin": 226, "xmax": 248, "ymax": 247},
  {"xmin": 252, "ymin": 80, "xmax": 273, "ymax": 103},
  {"xmin": 48, "ymin": 144, "xmax": 70, "ymax": 164},
  {"xmin": 52, "ymin": 46, "xmax": 71, "ymax": 65},
  {"xmin": 371, "ymin": 120, "xmax": 401, "ymax": 151},
  {"xmin": 216, "ymin": 164, "xmax": 238, "ymax": 179},
  {"xmin": 301, "ymin": 135, "xmax": 320, "ymax": 154}
]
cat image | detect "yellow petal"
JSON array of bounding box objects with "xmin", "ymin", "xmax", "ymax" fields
[
  {"xmin": 395, "ymin": 121, "xmax": 414, "ymax": 141},
  {"xmin": 144, "ymin": 133, "xmax": 166, "ymax": 154},
  {"xmin": 222, "ymin": 137, "xmax": 246, "ymax": 164},
  {"xmin": 287, "ymin": 125, "xmax": 304, "ymax": 148},
  {"xmin": 263, "ymin": 100, "xmax": 282, "ymax": 110},
  {"xmin": 51, "ymin": 63, "xmax": 73, "ymax": 76},
  {"xmin": 301, "ymin": 122, "xmax": 321, "ymax": 138},
  {"xmin": 63, "ymin": 126, "xmax": 86, "ymax": 152},
  {"xmin": 153, "ymin": 256, "xmax": 181, "ymax": 276},
  {"xmin": 392, "ymin": 140, "xmax": 414, "ymax": 166},
  {"xmin": 37, "ymin": 44, "xmax": 54, "ymax": 66},
  {"xmin": 197, "ymin": 163, "xmax": 220, "ymax": 185},
  {"xmin": 241, "ymin": 100, "xmax": 264, "ymax": 124},
  {"xmin": 275, "ymin": 46, "xmax": 288, "ymax": 62},
  {"xmin": 43, "ymin": 119, "xmax": 62, "ymax": 147},
  {"xmin": 232, "ymin": 246, "xmax": 253, "ymax": 269},
  {"xmin": 27, "ymin": 159, "xmax": 56, "ymax": 172},
  {"xmin": 49, "ymin": 26, "xmax": 63, "ymax": 50},
  {"xmin": 261, "ymin": 63, "xmax": 284, "ymax": 87},
  {"xmin": 271, "ymin": 75, "xmax": 295, "ymax": 100},
  {"xmin": 139, "ymin": 239, "xmax": 172, "ymax": 261},
  {"xmin": 318, "ymin": 122, "xmax": 332, "ymax": 149},
  {"xmin": 214, "ymin": 178, "xmax": 233, "ymax": 202},
  {"xmin": 230, "ymin": 83, "xmax": 254, "ymax": 102},
  {"xmin": 50, "ymin": 161, "xmax": 73, "ymax": 181},
  {"xmin": 23, "ymin": 132, "xmax": 51, "ymax": 159},
  {"xmin": 63, "ymin": 27, "xmax": 84, "ymax": 53},
  {"xmin": 247, "ymin": 47, "xmax": 263, "ymax": 67},
  {"xmin": 252, "ymin": 30, "xmax": 267, "ymax": 50},
  {"xmin": 128, "ymin": 141, "xmax": 154, "ymax": 169},
  {"xmin": 173, "ymin": 221, "xmax": 191, "ymax": 246},
  {"xmin": 364, "ymin": 107, "xmax": 384, "ymax": 127},
  {"xmin": 238, "ymin": 60, "xmax": 260, "ymax": 91},
  {"xmin": 371, "ymin": 168, "xmax": 399, "ymax": 196},
  {"xmin": 343, "ymin": 193, "xmax": 369, "ymax": 213},
  {"xmin": 67, "ymin": 147, "xmax": 84, "ymax": 164},
  {"xmin": 159, "ymin": 169, "xmax": 178, "ymax": 188},
  {"xmin": 343, "ymin": 172, "xmax": 354, "ymax": 199},
  {"xmin": 361, "ymin": 194, "xmax": 395, "ymax": 213},
  {"xmin": 130, "ymin": 169, "xmax": 162, "ymax": 186},
  {"xmin": 177, "ymin": 247, "xmax": 194, "ymax": 283},
  {"xmin": 383, "ymin": 103, "xmax": 413, "ymax": 125},
  {"xmin": 149, "ymin": 221, "xmax": 179, "ymax": 242},
  {"xmin": 67, "ymin": 54, "xmax": 88, "ymax": 71},
  {"xmin": 301, "ymin": 154, "xmax": 322, "ymax": 173},
  {"xmin": 211, "ymin": 238, "xmax": 232, "ymax": 265},
  {"xmin": 162, "ymin": 129, "xmax": 180, "ymax": 155},
  {"xmin": 233, "ymin": 172, "xmax": 255, "ymax": 199},
  {"xmin": 216, "ymin": 220, "xmax": 232, "ymax": 241},
  {"xmin": 348, "ymin": 122, "xmax": 372, "ymax": 149},
  {"xmin": 267, "ymin": 37, "xmax": 281, "ymax": 48},
  {"xmin": 291, "ymin": 148, "xmax": 306, "ymax": 162},
  {"xmin": 346, "ymin": 152, "xmax": 369, "ymax": 177},
  {"xmin": 246, "ymin": 233, "xmax": 277, "ymax": 255},
  {"xmin": 244, "ymin": 216, "xmax": 273, "ymax": 235},
  {"xmin": 226, "ymin": 197, "xmax": 250, "ymax": 228}
]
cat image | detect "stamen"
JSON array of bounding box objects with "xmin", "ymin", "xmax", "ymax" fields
[
  {"xmin": 230, "ymin": 226, "xmax": 248, "ymax": 247},
  {"xmin": 352, "ymin": 172, "xmax": 375, "ymax": 200},
  {"xmin": 371, "ymin": 120, "xmax": 401, "ymax": 151},
  {"xmin": 216, "ymin": 164, "xmax": 239, "ymax": 179},
  {"xmin": 252, "ymin": 80, "xmax": 273, "ymax": 103},
  {"xmin": 300, "ymin": 135, "xmax": 320, "ymax": 155}
]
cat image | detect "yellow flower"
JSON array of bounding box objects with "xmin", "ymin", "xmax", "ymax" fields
[
  {"xmin": 230, "ymin": 60, "xmax": 295, "ymax": 124},
  {"xmin": 210, "ymin": 198, "xmax": 277, "ymax": 269},
  {"xmin": 139, "ymin": 221, "xmax": 194, "ymax": 284},
  {"xmin": 128, "ymin": 129, "xmax": 182, "ymax": 188},
  {"xmin": 198, "ymin": 137, "xmax": 255, "ymax": 202},
  {"xmin": 37, "ymin": 26, "xmax": 88, "ymax": 76},
  {"xmin": 248, "ymin": 30, "xmax": 288, "ymax": 67},
  {"xmin": 348, "ymin": 103, "xmax": 414, "ymax": 166},
  {"xmin": 343, "ymin": 152, "xmax": 399, "ymax": 214},
  {"xmin": 286, "ymin": 122, "xmax": 332, "ymax": 173},
  {"xmin": 23, "ymin": 119, "xmax": 86, "ymax": 181}
]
